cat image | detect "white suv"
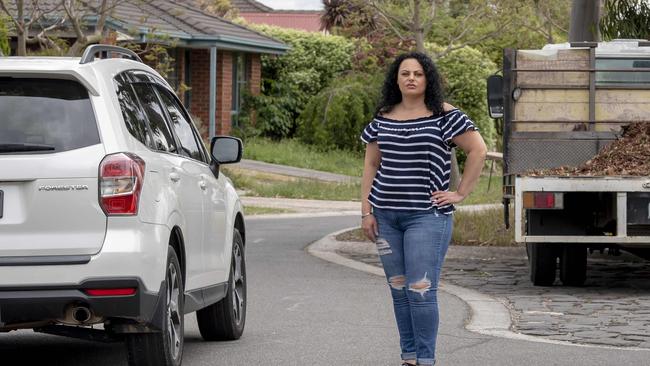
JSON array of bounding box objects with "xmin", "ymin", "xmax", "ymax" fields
[{"xmin": 0, "ymin": 45, "xmax": 246, "ymax": 366}]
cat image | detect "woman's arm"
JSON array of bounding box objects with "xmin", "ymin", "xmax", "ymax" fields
[
  {"xmin": 361, "ymin": 142, "xmax": 381, "ymax": 241},
  {"xmin": 431, "ymin": 131, "xmax": 487, "ymax": 206}
]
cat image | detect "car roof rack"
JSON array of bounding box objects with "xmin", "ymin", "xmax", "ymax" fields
[{"xmin": 80, "ymin": 44, "xmax": 143, "ymax": 64}]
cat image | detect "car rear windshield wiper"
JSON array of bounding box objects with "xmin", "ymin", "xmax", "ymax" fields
[{"xmin": 0, "ymin": 143, "xmax": 56, "ymax": 153}]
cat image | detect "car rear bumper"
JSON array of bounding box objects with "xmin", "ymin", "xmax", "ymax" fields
[
  {"xmin": 0, "ymin": 277, "xmax": 164, "ymax": 332},
  {"xmin": 0, "ymin": 220, "xmax": 169, "ymax": 293}
]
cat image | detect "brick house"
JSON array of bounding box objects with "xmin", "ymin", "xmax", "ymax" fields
[
  {"xmin": 4, "ymin": 0, "xmax": 288, "ymax": 137},
  {"xmin": 232, "ymin": 0, "xmax": 324, "ymax": 33}
]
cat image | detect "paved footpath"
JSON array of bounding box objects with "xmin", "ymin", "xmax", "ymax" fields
[
  {"xmin": 337, "ymin": 239, "xmax": 650, "ymax": 349},
  {"xmin": 235, "ymin": 159, "xmax": 358, "ymax": 183}
]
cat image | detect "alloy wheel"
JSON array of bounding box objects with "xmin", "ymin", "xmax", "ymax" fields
[
  {"xmin": 232, "ymin": 243, "xmax": 245, "ymax": 325},
  {"xmin": 166, "ymin": 262, "xmax": 182, "ymax": 359}
]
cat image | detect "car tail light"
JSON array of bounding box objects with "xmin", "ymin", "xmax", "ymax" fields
[
  {"xmin": 84, "ymin": 288, "xmax": 137, "ymax": 296},
  {"xmin": 99, "ymin": 153, "xmax": 145, "ymax": 216},
  {"xmin": 523, "ymin": 192, "xmax": 564, "ymax": 209}
]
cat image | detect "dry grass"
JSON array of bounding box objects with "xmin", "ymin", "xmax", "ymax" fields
[
  {"xmin": 452, "ymin": 208, "xmax": 516, "ymax": 246},
  {"xmin": 245, "ymin": 206, "xmax": 296, "ymax": 215},
  {"xmin": 226, "ymin": 167, "xmax": 299, "ymax": 182},
  {"xmin": 336, "ymin": 208, "xmax": 516, "ymax": 247}
]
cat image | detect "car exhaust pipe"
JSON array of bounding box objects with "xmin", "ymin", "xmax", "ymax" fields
[
  {"xmin": 59, "ymin": 304, "xmax": 99, "ymax": 325},
  {"xmin": 72, "ymin": 306, "xmax": 92, "ymax": 323}
]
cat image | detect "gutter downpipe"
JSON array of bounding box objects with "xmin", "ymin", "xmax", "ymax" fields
[{"xmin": 209, "ymin": 46, "xmax": 217, "ymax": 138}]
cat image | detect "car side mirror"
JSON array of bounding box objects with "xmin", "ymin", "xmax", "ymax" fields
[
  {"xmin": 486, "ymin": 74, "xmax": 504, "ymax": 119},
  {"xmin": 210, "ymin": 136, "xmax": 243, "ymax": 164}
]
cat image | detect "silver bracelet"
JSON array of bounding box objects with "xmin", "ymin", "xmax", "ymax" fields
[{"xmin": 361, "ymin": 212, "xmax": 373, "ymax": 219}]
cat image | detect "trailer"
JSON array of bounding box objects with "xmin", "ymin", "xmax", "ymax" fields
[{"xmin": 487, "ymin": 40, "xmax": 650, "ymax": 286}]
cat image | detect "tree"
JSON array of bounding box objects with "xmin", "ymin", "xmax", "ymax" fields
[
  {"xmin": 321, "ymin": 0, "xmax": 349, "ymax": 31},
  {"xmin": 600, "ymin": 0, "xmax": 650, "ymax": 40},
  {"xmin": 322, "ymin": 1, "xmax": 526, "ymax": 64},
  {"xmin": 321, "ymin": 0, "xmax": 377, "ymax": 34},
  {"xmin": 64, "ymin": 0, "xmax": 115, "ymax": 56},
  {"xmin": 196, "ymin": 0, "xmax": 238, "ymax": 18},
  {"xmin": 0, "ymin": 0, "xmax": 125, "ymax": 56},
  {"xmin": 508, "ymin": 0, "xmax": 570, "ymax": 44},
  {"xmin": 0, "ymin": 15, "xmax": 11, "ymax": 55},
  {"xmin": 465, "ymin": 0, "xmax": 570, "ymax": 66},
  {"xmin": 0, "ymin": 1, "xmax": 61, "ymax": 55},
  {"xmin": 357, "ymin": 0, "xmax": 512, "ymax": 57}
]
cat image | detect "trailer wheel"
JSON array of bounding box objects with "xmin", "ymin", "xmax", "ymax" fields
[
  {"xmin": 527, "ymin": 243, "xmax": 558, "ymax": 286},
  {"xmin": 559, "ymin": 245, "xmax": 587, "ymax": 286}
]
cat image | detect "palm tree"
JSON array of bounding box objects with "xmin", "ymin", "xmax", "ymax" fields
[{"xmin": 320, "ymin": 0, "xmax": 351, "ymax": 31}]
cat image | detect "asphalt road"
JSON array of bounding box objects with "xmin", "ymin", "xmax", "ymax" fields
[{"xmin": 2, "ymin": 215, "xmax": 650, "ymax": 365}]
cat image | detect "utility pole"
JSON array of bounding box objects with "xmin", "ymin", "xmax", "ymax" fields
[{"xmin": 569, "ymin": 0, "xmax": 602, "ymax": 42}]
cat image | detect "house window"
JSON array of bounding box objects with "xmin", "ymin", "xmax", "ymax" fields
[
  {"xmin": 184, "ymin": 49, "xmax": 191, "ymax": 108},
  {"xmin": 231, "ymin": 53, "xmax": 250, "ymax": 128},
  {"xmin": 166, "ymin": 48, "xmax": 181, "ymax": 91}
]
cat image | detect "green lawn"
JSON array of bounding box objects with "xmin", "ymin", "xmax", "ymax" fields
[
  {"xmin": 224, "ymin": 167, "xmax": 361, "ymax": 201},
  {"xmin": 243, "ymin": 138, "xmax": 364, "ymax": 177},
  {"xmin": 459, "ymin": 174, "xmax": 502, "ymax": 206},
  {"xmin": 238, "ymin": 138, "xmax": 503, "ymax": 204}
]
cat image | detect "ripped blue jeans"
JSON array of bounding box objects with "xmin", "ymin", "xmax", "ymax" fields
[{"xmin": 373, "ymin": 207, "xmax": 453, "ymax": 366}]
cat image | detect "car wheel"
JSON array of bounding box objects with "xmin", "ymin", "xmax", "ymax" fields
[
  {"xmin": 196, "ymin": 229, "xmax": 246, "ymax": 341},
  {"xmin": 559, "ymin": 245, "xmax": 587, "ymax": 286},
  {"xmin": 126, "ymin": 246, "xmax": 184, "ymax": 366},
  {"xmin": 527, "ymin": 242, "xmax": 558, "ymax": 286}
]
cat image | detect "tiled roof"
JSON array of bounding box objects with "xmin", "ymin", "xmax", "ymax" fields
[
  {"xmin": 230, "ymin": 0, "xmax": 274, "ymax": 13},
  {"xmin": 3, "ymin": 0, "xmax": 288, "ymax": 54},
  {"xmin": 242, "ymin": 12, "xmax": 323, "ymax": 33}
]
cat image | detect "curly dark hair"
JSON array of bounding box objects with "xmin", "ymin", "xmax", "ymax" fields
[{"xmin": 375, "ymin": 51, "xmax": 445, "ymax": 116}]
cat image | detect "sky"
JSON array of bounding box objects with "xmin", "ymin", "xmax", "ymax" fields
[{"xmin": 257, "ymin": 0, "xmax": 324, "ymax": 10}]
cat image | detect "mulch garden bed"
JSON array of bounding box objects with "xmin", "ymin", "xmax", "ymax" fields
[{"xmin": 528, "ymin": 122, "xmax": 650, "ymax": 176}]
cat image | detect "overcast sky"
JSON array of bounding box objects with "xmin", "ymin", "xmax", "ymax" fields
[{"xmin": 257, "ymin": 0, "xmax": 324, "ymax": 10}]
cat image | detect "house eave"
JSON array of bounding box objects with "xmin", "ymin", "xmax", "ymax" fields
[{"xmin": 187, "ymin": 35, "xmax": 289, "ymax": 54}]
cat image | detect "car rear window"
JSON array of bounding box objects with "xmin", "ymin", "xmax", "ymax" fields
[{"xmin": 0, "ymin": 78, "xmax": 100, "ymax": 153}]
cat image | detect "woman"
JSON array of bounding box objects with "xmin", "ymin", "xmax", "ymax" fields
[{"xmin": 360, "ymin": 51, "xmax": 487, "ymax": 366}]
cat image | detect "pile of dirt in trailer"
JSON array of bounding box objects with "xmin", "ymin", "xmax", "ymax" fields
[{"xmin": 528, "ymin": 122, "xmax": 650, "ymax": 176}]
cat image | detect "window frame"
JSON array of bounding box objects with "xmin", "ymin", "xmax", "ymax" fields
[
  {"xmin": 113, "ymin": 72, "xmax": 155, "ymax": 148},
  {"xmin": 113, "ymin": 69, "xmax": 210, "ymax": 163},
  {"xmin": 129, "ymin": 81, "xmax": 179, "ymax": 155},
  {"xmin": 153, "ymin": 84, "xmax": 209, "ymax": 164},
  {"xmin": 595, "ymin": 56, "xmax": 650, "ymax": 87},
  {"xmin": 231, "ymin": 52, "xmax": 250, "ymax": 128}
]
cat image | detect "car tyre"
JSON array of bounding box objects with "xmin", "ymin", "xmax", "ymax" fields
[
  {"xmin": 196, "ymin": 229, "xmax": 246, "ymax": 341},
  {"xmin": 126, "ymin": 246, "xmax": 184, "ymax": 366},
  {"xmin": 527, "ymin": 242, "xmax": 558, "ymax": 286}
]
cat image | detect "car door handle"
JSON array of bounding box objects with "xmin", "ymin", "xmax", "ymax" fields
[
  {"xmin": 169, "ymin": 172, "xmax": 181, "ymax": 182},
  {"xmin": 199, "ymin": 181, "xmax": 207, "ymax": 190}
]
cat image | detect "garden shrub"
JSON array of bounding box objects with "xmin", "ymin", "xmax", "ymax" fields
[
  {"xmin": 298, "ymin": 72, "xmax": 382, "ymax": 152},
  {"xmin": 245, "ymin": 25, "xmax": 355, "ymax": 139},
  {"xmin": 428, "ymin": 44, "xmax": 497, "ymax": 150}
]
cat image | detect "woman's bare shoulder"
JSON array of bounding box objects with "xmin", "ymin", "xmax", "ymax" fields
[
  {"xmin": 378, "ymin": 111, "xmax": 397, "ymax": 119},
  {"xmin": 443, "ymin": 102, "xmax": 456, "ymax": 112}
]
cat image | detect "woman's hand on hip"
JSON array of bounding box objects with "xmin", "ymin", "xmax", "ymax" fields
[
  {"xmin": 431, "ymin": 190, "xmax": 465, "ymax": 206},
  {"xmin": 362, "ymin": 215, "xmax": 379, "ymax": 242}
]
